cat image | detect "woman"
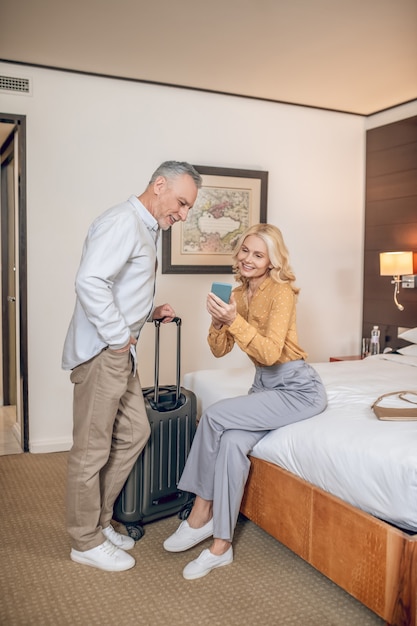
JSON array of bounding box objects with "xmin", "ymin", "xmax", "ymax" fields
[{"xmin": 163, "ymin": 223, "xmax": 327, "ymax": 579}]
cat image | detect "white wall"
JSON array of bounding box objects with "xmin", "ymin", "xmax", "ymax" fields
[{"xmin": 0, "ymin": 62, "xmax": 367, "ymax": 452}]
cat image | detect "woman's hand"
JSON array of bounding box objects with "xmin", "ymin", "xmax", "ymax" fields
[{"xmin": 207, "ymin": 292, "xmax": 237, "ymax": 329}]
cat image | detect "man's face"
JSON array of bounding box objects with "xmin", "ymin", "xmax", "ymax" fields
[{"xmin": 152, "ymin": 174, "xmax": 198, "ymax": 230}]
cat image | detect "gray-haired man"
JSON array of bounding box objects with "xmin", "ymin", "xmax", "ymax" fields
[{"xmin": 62, "ymin": 161, "xmax": 202, "ymax": 571}]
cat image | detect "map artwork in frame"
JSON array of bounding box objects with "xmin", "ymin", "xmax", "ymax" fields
[{"xmin": 162, "ymin": 166, "xmax": 268, "ymax": 274}]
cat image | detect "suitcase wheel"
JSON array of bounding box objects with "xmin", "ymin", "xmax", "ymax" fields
[
  {"xmin": 178, "ymin": 499, "xmax": 194, "ymax": 520},
  {"xmin": 125, "ymin": 523, "xmax": 145, "ymax": 541}
]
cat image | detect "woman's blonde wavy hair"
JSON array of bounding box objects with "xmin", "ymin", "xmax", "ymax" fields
[{"xmin": 232, "ymin": 223, "xmax": 299, "ymax": 295}]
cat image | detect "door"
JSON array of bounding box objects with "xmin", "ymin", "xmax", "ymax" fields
[
  {"xmin": 1, "ymin": 135, "xmax": 17, "ymax": 406},
  {"xmin": 0, "ymin": 114, "xmax": 28, "ymax": 451}
]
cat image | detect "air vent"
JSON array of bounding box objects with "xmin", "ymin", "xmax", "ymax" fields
[{"xmin": 0, "ymin": 75, "xmax": 32, "ymax": 96}]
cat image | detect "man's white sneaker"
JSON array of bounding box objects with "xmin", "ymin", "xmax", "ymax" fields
[
  {"xmin": 102, "ymin": 524, "xmax": 135, "ymax": 550},
  {"xmin": 163, "ymin": 518, "xmax": 214, "ymax": 552},
  {"xmin": 182, "ymin": 547, "xmax": 233, "ymax": 580},
  {"xmin": 70, "ymin": 539, "xmax": 135, "ymax": 571}
]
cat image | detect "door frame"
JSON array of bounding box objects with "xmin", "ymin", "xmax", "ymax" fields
[{"xmin": 0, "ymin": 113, "xmax": 28, "ymax": 451}]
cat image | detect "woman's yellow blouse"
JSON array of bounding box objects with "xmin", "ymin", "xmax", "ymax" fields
[{"xmin": 207, "ymin": 277, "xmax": 307, "ymax": 367}]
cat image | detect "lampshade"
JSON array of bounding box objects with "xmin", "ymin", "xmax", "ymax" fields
[{"xmin": 379, "ymin": 251, "xmax": 414, "ymax": 276}]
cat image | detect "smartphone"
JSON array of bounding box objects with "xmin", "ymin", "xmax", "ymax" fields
[{"xmin": 211, "ymin": 282, "xmax": 232, "ymax": 303}]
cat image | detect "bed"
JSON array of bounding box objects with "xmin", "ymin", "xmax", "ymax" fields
[{"xmin": 183, "ymin": 351, "xmax": 417, "ymax": 626}]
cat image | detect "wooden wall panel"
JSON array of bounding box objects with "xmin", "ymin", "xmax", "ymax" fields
[
  {"xmin": 365, "ymin": 197, "xmax": 417, "ymax": 226},
  {"xmin": 366, "ymin": 170, "xmax": 417, "ymax": 203},
  {"xmin": 362, "ymin": 116, "xmax": 417, "ymax": 350},
  {"xmin": 366, "ymin": 224, "xmax": 417, "ymax": 250},
  {"xmin": 366, "ymin": 144, "xmax": 417, "ymax": 178},
  {"xmin": 366, "ymin": 117, "xmax": 417, "ymax": 151}
]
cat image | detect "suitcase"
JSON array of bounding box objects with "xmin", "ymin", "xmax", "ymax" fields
[{"xmin": 113, "ymin": 317, "xmax": 196, "ymax": 540}]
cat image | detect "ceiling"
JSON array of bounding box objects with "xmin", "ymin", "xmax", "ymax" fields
[{"xmin": 0, "ymin": 0, "xmax": 416, "ymax": 117}]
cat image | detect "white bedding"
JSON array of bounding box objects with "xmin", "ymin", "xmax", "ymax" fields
[{"xmin": 183, "ymin": 354, "xmax": 417, "ymax": 532}]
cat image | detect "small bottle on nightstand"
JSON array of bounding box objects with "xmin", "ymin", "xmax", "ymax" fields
[{"xmin": 370, "ymin": 326, "xmax": 380, "ymax": 355}]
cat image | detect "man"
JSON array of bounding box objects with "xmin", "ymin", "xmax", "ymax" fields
[{"xmin": 62, "ymin": 161, "xmax": 202, "ymax": 572}]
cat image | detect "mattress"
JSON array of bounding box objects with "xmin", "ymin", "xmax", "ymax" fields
[{"xmin": 183, "ymin": 354, "xmax": 417, "ymax": 532}]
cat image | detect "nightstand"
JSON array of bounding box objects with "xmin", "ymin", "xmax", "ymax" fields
[{"xmin": 329, "ymin": 355, "xmax": 362, "ymax": 362}]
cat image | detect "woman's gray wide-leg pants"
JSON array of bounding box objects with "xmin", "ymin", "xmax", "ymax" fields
[{"xmin": 178, "ymin": 360, "xmax": 327, "ymax": 542}]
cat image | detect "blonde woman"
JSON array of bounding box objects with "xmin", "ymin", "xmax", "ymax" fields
[{"xmin": 164, "ymin": 223, "xmax": 327, "ymax": 579}]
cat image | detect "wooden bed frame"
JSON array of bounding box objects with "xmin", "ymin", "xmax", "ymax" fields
[{"xmin": 240, "ymin": 456, "xmax": 417, "ymax": 626}]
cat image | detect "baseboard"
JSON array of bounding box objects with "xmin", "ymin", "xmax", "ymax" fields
[{"xmin": 29, "ymin": 438, "xmax": 72, "ymax": 453}]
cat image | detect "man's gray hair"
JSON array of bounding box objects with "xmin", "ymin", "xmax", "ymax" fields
[{"xmin": 149, "ymin": 161, "xmax": 202, "ymax": 189}]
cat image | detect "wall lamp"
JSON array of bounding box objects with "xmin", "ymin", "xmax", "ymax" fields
[{"xmin": 379, "ymin": 251, "xmax": 417, "ymax": 311}]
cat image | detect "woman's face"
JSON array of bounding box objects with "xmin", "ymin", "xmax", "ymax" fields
[{"xmin": 236, "ymin": 234, "xmax": 271, "ymax": 281}]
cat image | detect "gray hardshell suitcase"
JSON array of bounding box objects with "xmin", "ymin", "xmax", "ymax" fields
[{"xmin": 114, "ymin": 317, "xmax": 196, "ymax": 540}]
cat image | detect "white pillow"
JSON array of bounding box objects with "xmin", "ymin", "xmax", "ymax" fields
[
  {"xmin": 397, "ymin": 344, "xmax": 417, "ymax": 356},
  {"xmin": 398, "ymin": 327, "xmax": 417, "ymax": 344},
  {"xmin": 382, "ymin": 353, "xmax": 417, "ymax": 367}
]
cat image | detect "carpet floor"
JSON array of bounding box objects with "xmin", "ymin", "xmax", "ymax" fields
[{"xmin": 0, "ymin": 452, "xmax": 384, "ymax": 626}]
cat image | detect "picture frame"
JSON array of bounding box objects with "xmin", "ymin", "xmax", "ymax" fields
[{"xmin": 162, "ymin": 166, "xmax": 268, "ymax": 274}]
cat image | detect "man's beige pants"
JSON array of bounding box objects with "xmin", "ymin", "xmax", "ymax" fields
[{"xmin": 66, "ymin": 348, "xmax": 150, "ymax": 551}]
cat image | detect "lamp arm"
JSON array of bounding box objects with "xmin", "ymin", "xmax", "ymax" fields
[{"xmin": 391, "ymin": 276, "xmax": 404, "ymax": 311}]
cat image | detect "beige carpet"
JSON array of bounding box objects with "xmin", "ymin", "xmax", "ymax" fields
[{"xmin": 0, "ymin": 452, "xmax": 384, "ymax": 626}]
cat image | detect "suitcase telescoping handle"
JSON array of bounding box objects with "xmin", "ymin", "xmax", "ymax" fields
[{"xmin": 153, "ymin": 316, "xmax": 181, "ymax": 406}]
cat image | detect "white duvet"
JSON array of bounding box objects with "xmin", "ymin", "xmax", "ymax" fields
[{"xmin": 183, "ymin": 354, "xmax": 417, "ymax": 532}]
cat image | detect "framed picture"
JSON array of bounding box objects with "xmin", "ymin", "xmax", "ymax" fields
[{"xmin": 162, "ymin": 166, "xmax": 268, "ymax": 274}]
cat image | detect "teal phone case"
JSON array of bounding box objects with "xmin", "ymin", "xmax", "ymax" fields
[{"xmin": 211, "ymin": 282, "xmax": 232, "ymax": 303}]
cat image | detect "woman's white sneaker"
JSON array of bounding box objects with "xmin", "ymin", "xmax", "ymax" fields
[
  {"xmin": 70, "ymin": 540, "xmax": 135, "ymax": 571},
  {"xmin": 182, "ymin": 547, "xmax": 233, "ymax": 580},
  {"xmin": 102, "ymin": 524, "xmax": 135, "ymax": 550},
  {"xmin": 163, "ymin": 519, "xmax": 214, "ymax": 552}
]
